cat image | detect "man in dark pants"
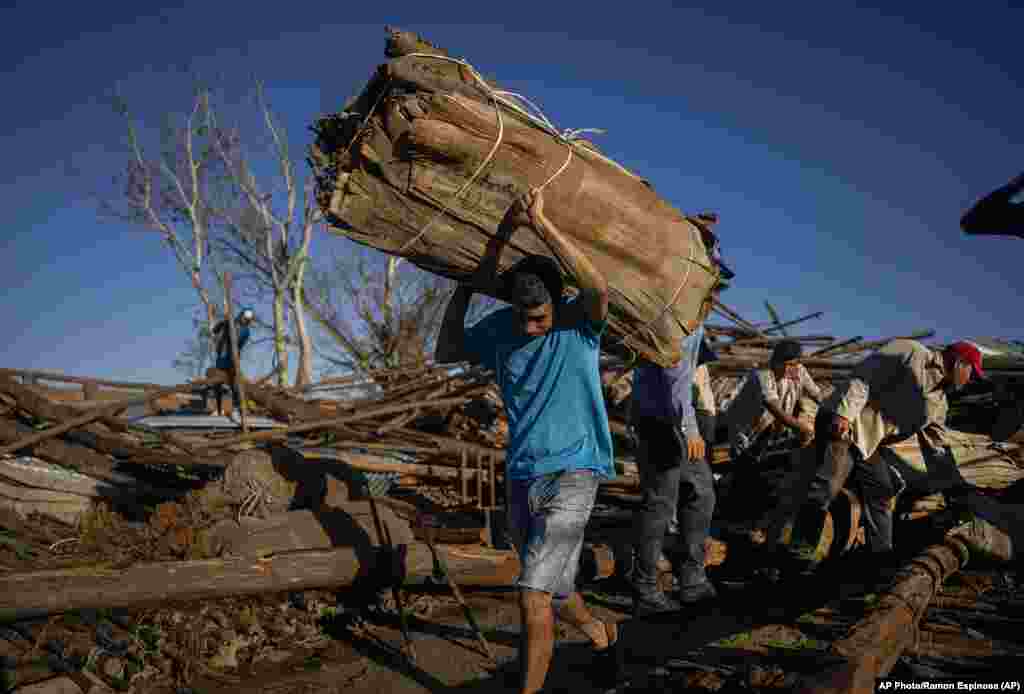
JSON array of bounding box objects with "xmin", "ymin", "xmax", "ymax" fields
[
  {"xmin": 784, "ymin": 340, "xmax": 984, "ymax": 579},
  {"xmin": 629, "ymin": 242, "xmax": 734, "ymax": 615}
]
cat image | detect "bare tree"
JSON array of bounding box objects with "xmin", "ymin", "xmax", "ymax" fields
[
  {"xmin": 301, "ymin": 246, "xmax": 494, "ymax": 378},
  {"xmin": 104, "ymin": 89, "xmax": 234, "ymax": 360},
  {"xmin": 205, "ymin": 83, "xmax": 316, "ymax": 388},
  {"xmin": 106, "ymin": 84, "xmax": 317, "ymax": 388}
]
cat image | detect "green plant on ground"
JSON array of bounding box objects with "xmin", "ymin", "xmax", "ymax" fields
[
  {"xmin": 0, "ymin": 530, "xmax": 36, "ymax": 560},
  {"xmin": 710, "ymin": 631, "xmax": 754, "ymax": 648},
  {"xmin": 134, "ymin": 624, "xmax": 162, "ymax": 654},
  {"xmin": 764, "ymin": 636, "xmax": 826, "ymax": 651}
]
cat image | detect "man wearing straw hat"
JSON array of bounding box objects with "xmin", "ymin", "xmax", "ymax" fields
[
  {"xmin": 436, "ymin": 188, "xmax": 617, "ymax": 694},
  {"xmin": 780, "ymin": 339, "xmax": 985, "ymax": 581}
]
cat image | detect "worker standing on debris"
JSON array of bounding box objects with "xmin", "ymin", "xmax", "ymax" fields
[
  {"xmin": 782, "ymin": 340, "xmax": 984, "ymax": 580},
  {"xmin": 727, "ymin": 340, "xmax": 823, "ymax": 465},
  {"xmin": 628, "ymin": 223, "xmax": 734, "ymax": 615},
  {"xmin": 206, "ymin": 308, "xmax": 256, "ymax": 417},
  {"xmin": 435, "ymin": 188, "xmax": 617, "ymax": 694},
  {"xmin": 960, "ymin": 171, "xmax": 1024, "ymax": 238}
]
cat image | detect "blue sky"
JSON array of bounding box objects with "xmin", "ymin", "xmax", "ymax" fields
[{"xmin": 1, "ymin": 2, "xmax": 1021, "ymax": 385}]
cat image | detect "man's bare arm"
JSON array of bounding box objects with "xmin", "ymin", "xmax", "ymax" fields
[
  {"xmin": 521, "ymin": 188, "xmax": 609, "ymax": 324},
  {"xmin": 434, "ymin": 286, "xmax": 474, "ymax": 364},
  {"xmin": 435, "ymin": 203, "xmax": 518, "ymax": 364}
]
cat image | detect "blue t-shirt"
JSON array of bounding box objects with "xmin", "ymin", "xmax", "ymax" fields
[
  {"xmin": 464, "ymin": 300, "xmax": 615, "ymax": 481},
  {"xmin": 215, "ymin": 323, "xmax": 251, "ymax": 370}
]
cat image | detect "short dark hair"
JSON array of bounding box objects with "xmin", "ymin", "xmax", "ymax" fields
[
  {"xmin": 510, "ymin": 272, "xmax": 553, "ymax": 309},
  {"xmin": 770, "ymin": 340, "xmax": 802, "ymax": 365},
  {"xmin": 502, "ymin": 255, "xmax": 564, "ymax": 308}
]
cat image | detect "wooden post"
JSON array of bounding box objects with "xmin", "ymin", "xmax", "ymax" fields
[
  {"xmin": 222, "ymin": 273, "xmax": 249, "ymax": 434},
  {"xmin": 82, "ymin": 383, "xmax": 99, "ymax": 402}
]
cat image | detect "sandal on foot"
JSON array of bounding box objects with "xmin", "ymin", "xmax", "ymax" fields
[
  {"xmin": 593, "ymin": 619, "xmax": 618, "ymax": 652},
  {"xmin": 591, "ymin": 620, "xmax": 623, "ymax": 686}
]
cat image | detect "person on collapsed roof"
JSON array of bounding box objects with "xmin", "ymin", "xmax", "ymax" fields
[
  {"xmin": 627, "ymin": 213, "xmax": 734, "ymax": 615},
  {"xmin": 206, "ymin": 308, "xmax": 255, "ymax": 417},
  {"xmin": 435, "ymin": 187, "xmax": 617, "ymax": 694},
  {"xmin": 776, "ymin": 339, "xmax": 985, "ymax": 584}
]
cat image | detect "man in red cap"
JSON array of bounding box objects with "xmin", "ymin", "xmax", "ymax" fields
[{"xmin": 780, "ymin": 339, "xmax": 984, "ymax": 580}]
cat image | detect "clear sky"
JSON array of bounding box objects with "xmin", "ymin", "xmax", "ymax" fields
[{"xmin": 1, "ymin": 2, "xmax": 1021, "ymax": 386}]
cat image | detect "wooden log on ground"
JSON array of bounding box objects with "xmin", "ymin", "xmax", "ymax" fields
[
  {"xmin": 0, "ymin": 455, "xmax": 180, "ymax": 500},
  {"xmin": 795, "ymin": 535, "xmax": 971, "ymax": 694},
  {"xmin": 0, "ymin": 383, "xmax": 188, "ymax": 456},
  {"xmin": 0, "ymin": 535, "xmax": 520, "ymax": 623},
  {"xmin": 0, "ymin": 419, "xmax": 122, "ymax": 484},
  {"xmin": 0, "ymin": 376, "xmax": 224, "ymax": 469},
  {"xmin": 310, "ymin": 28, "xmax": 721, "ymax": 369}
]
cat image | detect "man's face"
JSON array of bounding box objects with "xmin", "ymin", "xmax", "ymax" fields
[{"xmin": 518, "ymin": 303, "xmax": 554, "ymax": 337}]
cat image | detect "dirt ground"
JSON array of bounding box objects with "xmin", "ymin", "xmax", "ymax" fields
[{"xmin": 4, "ymin": 501, "xmax": 1024, "ymax": 694}]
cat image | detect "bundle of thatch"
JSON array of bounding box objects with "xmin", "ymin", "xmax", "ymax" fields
[{"xmin": 309, "ymin": 28, "xmax": 722, "ymax": 368}]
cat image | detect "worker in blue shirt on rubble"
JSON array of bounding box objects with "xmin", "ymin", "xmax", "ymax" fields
[{"xmin": 206, "ymin": 308, "xmax": 255, "ymax": 416}]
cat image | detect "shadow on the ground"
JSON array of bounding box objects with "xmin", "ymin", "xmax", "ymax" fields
[{"xmin": 323, "ymin": 553, "xmax": 889, "ymax": 693}]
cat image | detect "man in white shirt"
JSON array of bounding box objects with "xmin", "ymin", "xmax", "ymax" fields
[
  {"xmin": 784, "ymin": 340, "xmax": 984, "ymax": 578},
  {"xmin": 727, "ymin": 340, "xmax": 823, "ymax": 465}
]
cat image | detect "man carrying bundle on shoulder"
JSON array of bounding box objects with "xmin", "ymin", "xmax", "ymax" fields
[{"xmin": 435, "ymin": 187, "xmax": 618, "ymax": 694}]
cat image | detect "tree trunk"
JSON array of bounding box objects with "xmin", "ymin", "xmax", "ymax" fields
[
  {"xmin": 0, "ymin": 539, "xmax": 520, "ymax": 623},
  {"xmin": 272, "ymin": 287, "xmax": 289, "ymax": 387},
  {"xmin": 292, "ymin": 264, "xmax": 314, "ymax": 389}
]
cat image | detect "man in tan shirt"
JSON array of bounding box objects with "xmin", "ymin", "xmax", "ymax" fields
[{"xmin": 785, "ymin": 339, "xmax": 984, "ymax": 576}]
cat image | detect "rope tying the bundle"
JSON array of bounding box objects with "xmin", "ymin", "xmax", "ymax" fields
[{"xmin": 393, "ymin": 53, "xmax": 616, "ymax": 261}]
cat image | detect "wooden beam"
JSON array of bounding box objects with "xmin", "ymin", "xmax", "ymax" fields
[
  {"xmin": 0, "ymin": 369, "xmax": 168, "ymax": 391},
  {"xmin": 0, "ymin": 384, "xmax": 190, "ymax": 457},
  {"xmin": 763, "ymin": 311, "xmax": 824, "ymax": 336},
  {"xmin": 795, "ymin": 536, "xmax": 971, "ymax": 694},
  {"xmin": 0, "ymin": 539, "xmax": 520, "ymax": 623},
  {"xmin": 192, "ymin": 394, "xmax": 485, "ymax": 451}
]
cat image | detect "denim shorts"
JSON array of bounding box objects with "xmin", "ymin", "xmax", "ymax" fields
[{"xmin": 505, "ymin": 469, "xmax": 599, "ymax": 599}]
